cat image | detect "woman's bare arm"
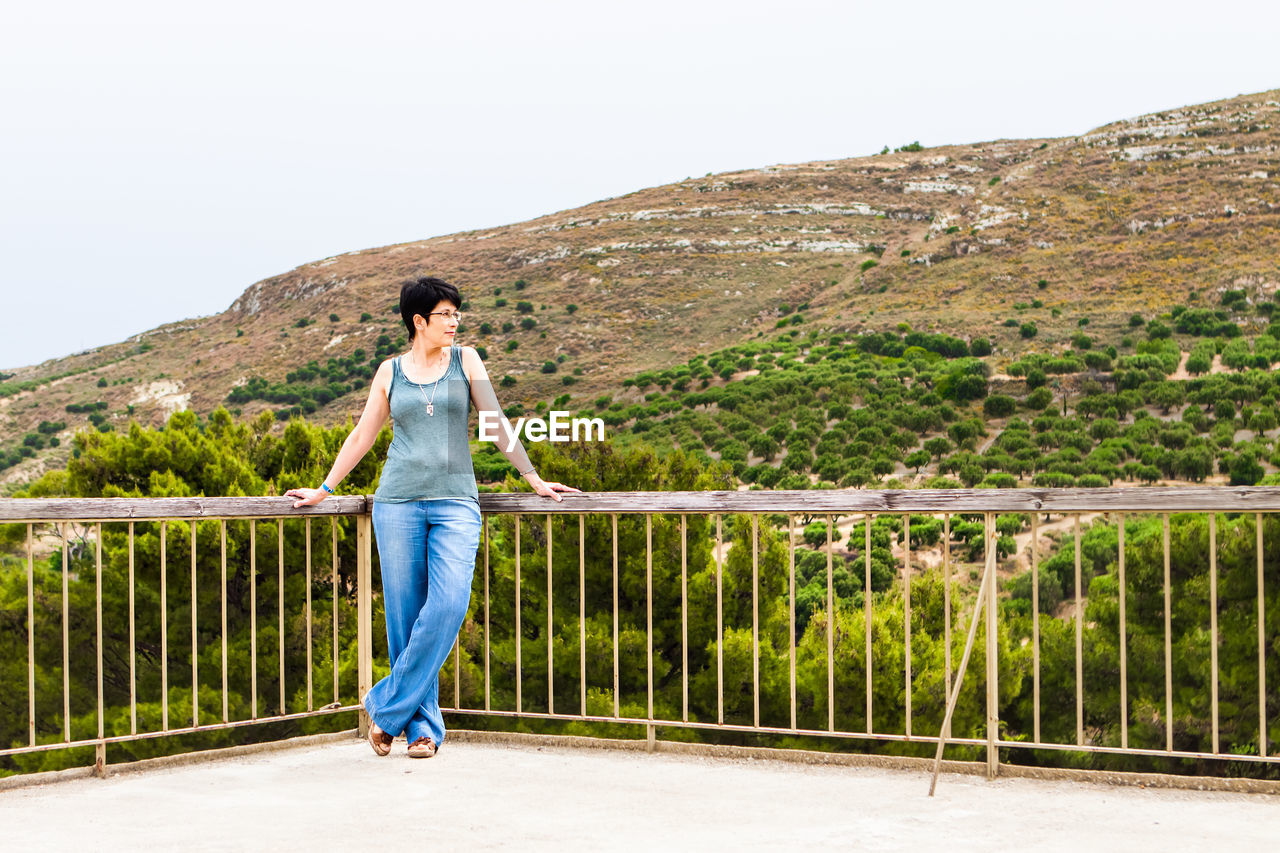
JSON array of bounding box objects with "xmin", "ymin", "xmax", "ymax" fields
[
  {"xmin": 286, "ymin": 360, "xmax": 393, "ymax": 507},
  {"xmin": 461, "ymin": 345, "xmax": 580, "ymax": 502}
]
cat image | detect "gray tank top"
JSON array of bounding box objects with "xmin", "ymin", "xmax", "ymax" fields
[{"xmin": 372, "ymin": 344, "xmax": 479, "ymax": 503}]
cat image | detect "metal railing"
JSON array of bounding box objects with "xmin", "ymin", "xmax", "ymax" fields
[
  {"xmin": 0, "ymin": 488, "xmax": 1276, "ymax": 780},
  {"xmin": 0, "ymin": 497, "xmax": 372, "ymax": 776}
]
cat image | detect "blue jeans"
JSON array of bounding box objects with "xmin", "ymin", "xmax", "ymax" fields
[{"xmin": 363, "ymin": 498, "xmax": 481, "ymax": 746}]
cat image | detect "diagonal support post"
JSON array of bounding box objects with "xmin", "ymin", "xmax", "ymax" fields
[{"xmin": 928, "ymin": 512, "xmax": 998, "ymax": 796}]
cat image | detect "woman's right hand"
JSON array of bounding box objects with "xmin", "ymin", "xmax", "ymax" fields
[{"xmin": 286, "ymin": 488, "xmax": 329, "ymax": 508}]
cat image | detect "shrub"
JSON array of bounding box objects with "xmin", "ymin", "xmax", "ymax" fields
[
  {"xmin": 1229, "ymin": 452, "xmax": 1264, "ymax": 486},
  {"xmin": 329, "ymin": 313, "xmax": 340, "ymax": 322},
  {"xmin": 514, "ymin": 279, "xmax": 528, "ymax": 290},
  {"xmin": 860, "ymin": 259, "xmax": 879, "ymax": 273},
  {"xmin": 1025, "ymin": 387, "xmax": 1053, "ymax": 410},
  {"xmin": 1129, "ymin": 313, "xmax": 1144, "ymax": 327},
  {"xmin": 1019, "ymin": 322, "xmax": 1038, "ymax": 339},
  {"xmin": 360, "ymin": 312, "xmax": 372, "ymax": 322},
  {"xmin": 567, "ymin": 304, "xmax": 578, "ymax": 314},
  {"xmin": 541, "ymin": 361, "xmax": 557, "ymax": 374},
  {"xmin": 904, "ymin": 449, "xmax": 931, "ymax": 472},
  {"xmin": 521, "ymin": 317, "xmax": 537, "ymax": 330},
  {"xmin": 516, "ymin": 301, "xmax": 534, "ymax": 314},
  {"xmin": 1083, "ymin": 352, "xmax": 1112, "ymax": 371},
  {"xmin": 500, "ymin": 375, "xmax": 516, "ymax": 388},
  {"xmin": 983, "ymin": 395, "xmax": 1018, "ymax": 417},
  {"xmin": 96, "ymin": 377, "xmax": 108, "ymax": 388}
]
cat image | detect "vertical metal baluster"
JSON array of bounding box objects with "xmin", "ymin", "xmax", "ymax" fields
[
  {"xmin": 864, "ymin": 514, "xmax": 872, "ymax": 734},
  {"xmin": 278, "ymin": 519, "xmax": 285, "ymax": 715},
  {"xmin": 581, "ymin": 514, "xmax": 587, "ymax": 718},
  {"xmin": 1074, "ymin": 513, "xmax": 1083, "ymax": 747},
  {"xmin": 62, "ymin": 522, "xmax": 71, "ymax": 742},
  {"xmin": 27, "ymin": 523, "xmax": 36, "ymax": 746},
  {"xmin": 129, "ymin": 522, "xmax": 136, "ymax": 735},
  {"xmin": 716, "ymin": 514, "xmax": 723, "ymax": 726},
  {"xmin": 1031, "ymin": 512, "xmax": 1040, "ymax": 745},
  {"xmin": 221, "ymin": 521, "xmax": 228, "ymax": 723},
  {"xmin": 331, "ymin": 518, "xmax": 338, "ymax": 705},
  {"xmin": 788, "ymin": 513, "xmax": 796, "ymax": 732},
  {"xmin": 250, "ymin": 520, "xmax": 258, "ymax": 719},
  {"xmin": 646, "ymin": 513, "xmax": 654, "ymax": 724},
  {"xmin": 453, "ymin": 547, "xmax": 462, "ymax": 712},
  {"xmin": 752, "ymin": 513, "xmax": 759, "ymax": 730},
  {"xmin": 96, "ymin": 524, "xmax": 104, "ymax": 746},
  {"xmin": 191, "ymin": 521, "xmax": 198, "ymax": 728},
  {"xmin": 1258, "ymin": 512, "xmax": 1267, "ymax": 758},
  {"xmin": 985, "ymin": 512, "xmax": 999, "ymax": 779},
  {"xmin": 356, "ymin": 513, "xmax": 373, "ymax": 728},
  {"xmin": 545, "ymin": 514, "xmax": 555, "ymax": 712},
  {"xmin": 515, "ymin": 514, "xmax": 522, "ymax": 715},
  {"xmin": 904, "ymin": 514, "xmax": 912, "ymax": 739},
  {"xmin": 1118, "ymin": 513, "xmax": 1127, "ymax": 750},
  {"xmin": 1210, "ymin": 512, "xmax": 1219, "ymax": 754},
  {"xmin": 944, "ymin": 514, "xmax": 952, "ymax": 737},
  {"xmin": 484, "ymin": 515, "xmax": 491, "ymax": 713},
  {"xmin": 452, "ymin": 590, "xmax": 461, "ymax": 708},
  {"xmin": 306, "ymin": 518, "xmax": 313, "ymax": 713},
  {"xmin": 160, "ymin": 521, "xmax": 168, "ymax": 732},
  {"xmin": 826, "ymin": 513, "xmax": 834, "ymax": 733},
  {"xmin": 547, "ymin": 514, "xmax": 554, "ymax": 716},
  {"xmin": 1163, "ymin": 513, "xmax": 1172, "ymax": 752},
  {"xmin": 681, "ymin": 514, "xmax": 688, "ymax": 724},
  {"xmin": 612, "ymin": 513, "xmax": 619, "ymax": 719}
]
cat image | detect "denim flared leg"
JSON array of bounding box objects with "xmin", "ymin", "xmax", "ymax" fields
[{"xmin": 363, "ymin": 498, "xmax": 480, "ymax": 746}]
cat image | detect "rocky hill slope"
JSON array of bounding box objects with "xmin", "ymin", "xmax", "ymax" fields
[{"xmin": 2, "ymin": 89, "xmax": 1277, "ymax": 487}]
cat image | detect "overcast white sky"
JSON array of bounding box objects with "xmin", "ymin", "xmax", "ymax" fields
[{"xmin": 1, "ymin": 0, "xmax": 1276, "ymax": 370}]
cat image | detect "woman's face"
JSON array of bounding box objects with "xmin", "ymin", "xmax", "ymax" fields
[{"xmin": 415, "ymin": 300, "xmax": 460, "ymax": 344}]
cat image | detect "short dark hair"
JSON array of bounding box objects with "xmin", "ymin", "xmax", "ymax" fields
[{"xmin": 399, "ymin": 276, "xmax": 461, "ymax": 341}]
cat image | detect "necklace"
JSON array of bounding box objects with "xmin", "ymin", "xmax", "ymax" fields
[{"xmin": 410, "ymin": 348, "xmax": 448, "ymax": 416}]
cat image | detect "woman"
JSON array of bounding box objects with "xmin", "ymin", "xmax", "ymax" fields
[{"xmin": 287, "ymin": 275, "xmax": 577, "ymax": 759}]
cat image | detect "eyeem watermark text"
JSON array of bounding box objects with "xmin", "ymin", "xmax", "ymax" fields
[{"xmin": 478, "ymin": 411, "xmax": 605, "ymax": 451}]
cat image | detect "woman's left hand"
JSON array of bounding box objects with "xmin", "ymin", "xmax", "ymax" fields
[{"xmin": 528, "ymin": 476, "xmax": 580, "ymax": 503}]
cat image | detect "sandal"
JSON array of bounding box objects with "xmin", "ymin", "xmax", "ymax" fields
[
  {"xmin": 367, "ymin": 721, "xmax": 393, "ymax": 757},
  {"xmin": 407, "ymin": 737, "xmax": 437, "ymax": 759}
]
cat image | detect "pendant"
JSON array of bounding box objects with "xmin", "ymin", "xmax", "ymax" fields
[{"xmin": 426, "ymin": 404, "xmax": 434, "ymax": 416}]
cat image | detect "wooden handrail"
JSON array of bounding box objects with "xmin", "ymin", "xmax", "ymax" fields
[{"xmin": 4, "ymin": 486, "xmax": 1280, "ymax": 520}]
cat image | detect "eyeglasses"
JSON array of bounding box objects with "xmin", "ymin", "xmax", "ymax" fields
[{"xmin": 427, "ymin": 311, "xmax": 464, "ymax": 323}]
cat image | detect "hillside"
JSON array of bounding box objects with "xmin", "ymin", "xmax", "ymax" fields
[{"xmin": 2, "ymin": 88, "xmax": 1278, "ymax": 486}]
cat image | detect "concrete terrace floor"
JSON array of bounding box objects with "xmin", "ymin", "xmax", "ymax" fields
[{"xmin": 2, "ymin": 734, "xmax": 1279, "ymax": 852}]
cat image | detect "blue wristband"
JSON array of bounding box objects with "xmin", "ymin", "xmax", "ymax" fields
[{"xmin": 320, "ymin": 483, "xmax": 334, "ymax": 494}]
